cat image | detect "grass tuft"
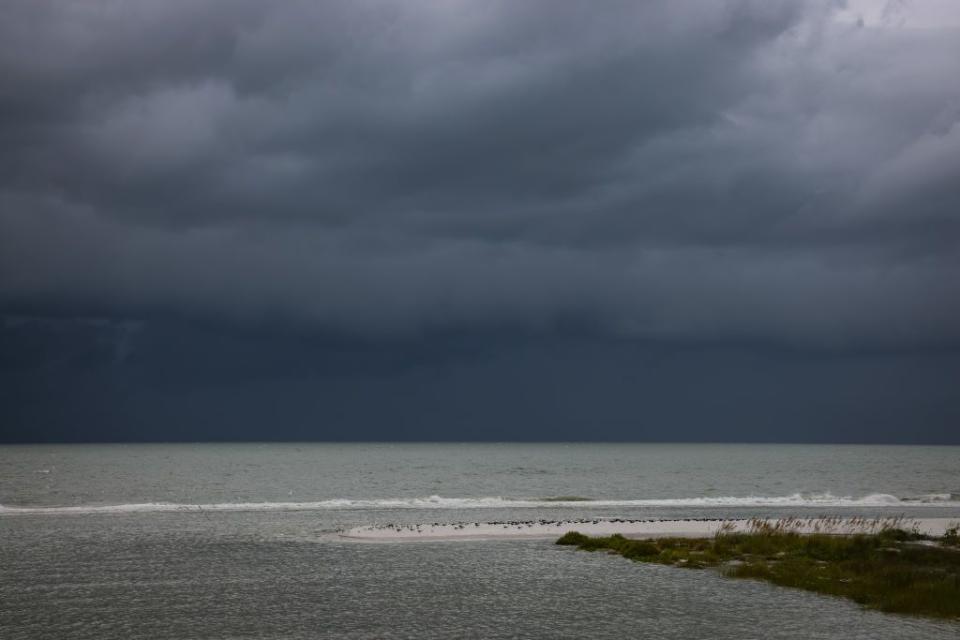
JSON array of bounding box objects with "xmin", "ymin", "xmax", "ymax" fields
[{"xmin": 557, "ymin": 518, "xmax": 960, "ymax": 620}]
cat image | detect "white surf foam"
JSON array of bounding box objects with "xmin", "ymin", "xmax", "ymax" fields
[
  {"xmin": 902, "ymin": 493, "xmax": 959, "ymax": 503},
  {"xmin": 1, "ymin": 492, "xmax": 958, "ymax": 515}
]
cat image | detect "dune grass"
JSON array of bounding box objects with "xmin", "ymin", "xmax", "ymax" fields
[{"xmin": 557, "ymin": 519, "xmax": 960, "ymax": 620}]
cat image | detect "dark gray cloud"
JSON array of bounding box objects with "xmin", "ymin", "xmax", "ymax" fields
[
  {"xmin": 2, "ymin": 0, "xmax": 959, "ymax": 347},
  {"xmin": 2, "ymin": 1, "xmax": 960, "ymax": 442},
  {"xmin": 3, "ymin": 316, "xmax": 959, "ymax": 443}
]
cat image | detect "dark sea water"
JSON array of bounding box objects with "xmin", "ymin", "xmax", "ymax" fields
[{"xmin": 2, "ymin": 443, "xmax": 959, "ymax": 639}]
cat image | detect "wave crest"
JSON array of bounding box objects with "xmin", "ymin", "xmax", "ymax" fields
[{"xmin": 1, "ymin": 492, "xmax": 958, "ymax": 515}]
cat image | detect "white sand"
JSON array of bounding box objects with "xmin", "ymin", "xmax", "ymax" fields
[{"xmin": 340, "ymin": 517, "xmax": 959, "ymax": 542}]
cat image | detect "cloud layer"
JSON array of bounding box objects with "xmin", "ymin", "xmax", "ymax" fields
[{"xmin": 2, "ymin": 0, "xmax": 959, "ymax": 347}]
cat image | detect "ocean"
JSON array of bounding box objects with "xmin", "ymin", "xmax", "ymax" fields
[{"xmin": 2, "ymin": 443, "xmax": 959, "ymax": 638}]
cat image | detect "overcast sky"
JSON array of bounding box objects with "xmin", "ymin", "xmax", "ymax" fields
[{"xmin": 2, "ymin": 0, "xmax": 959, "ymax": 442}]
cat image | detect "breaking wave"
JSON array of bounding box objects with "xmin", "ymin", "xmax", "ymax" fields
[{"xmin": 1, "ymin": 492, "xmax": 958, "ymax": 515}]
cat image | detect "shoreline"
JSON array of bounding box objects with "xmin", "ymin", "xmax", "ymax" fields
[
  {"xmin": 557, "ymin": 524, "xmax": 960, "ymax": 620},
  {"xmin": 340, "ymin": 517, "xmax": 960, "ymax": 542}
]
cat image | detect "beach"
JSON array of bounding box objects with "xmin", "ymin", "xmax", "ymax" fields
[
  {"xmin": 342, "ymin": 517, "xmax": 959, "ymax": 542},
  {"xmin": 3, "ymin": 443, "xmax": 959, "ymax": 639}
]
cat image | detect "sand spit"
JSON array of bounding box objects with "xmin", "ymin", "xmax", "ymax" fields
[{"xmin": 340, "ymin": 517, "xmax": 959, "ymax": 542}]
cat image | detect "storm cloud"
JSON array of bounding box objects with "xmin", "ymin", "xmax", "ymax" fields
[{"xmin": 2, "ymin": 1, "xmax": 959, "ymax": 441}]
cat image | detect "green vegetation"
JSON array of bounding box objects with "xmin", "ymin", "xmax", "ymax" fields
[{"xmin": 557, "ymin": 519, "xmax": 960, "ymax": 620}]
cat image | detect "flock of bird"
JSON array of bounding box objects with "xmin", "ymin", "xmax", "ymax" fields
[{"xmin": 345, "ymin": 517, "xmax": 735, "ymax": 535}]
